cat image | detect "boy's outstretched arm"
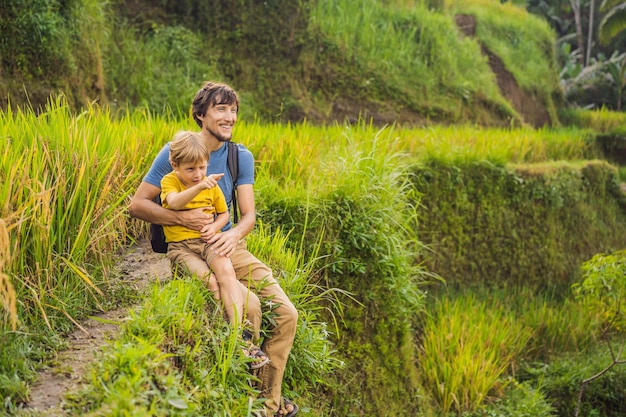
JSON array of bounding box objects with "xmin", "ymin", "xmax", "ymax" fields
[
  {"xmin": 163, "ymin": 174, "xmax": 224, "ymax": 211},
  {"xmin": 128, "ymin": 181, "xmax": 213, "ymax": 231}
]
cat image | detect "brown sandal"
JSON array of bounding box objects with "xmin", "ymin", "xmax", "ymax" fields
[
  {"xmin": 244, "ymin": 343, "xmax": 270, "ymax": 370},
  {"xmin": 242, "ymin": 329, "xmax": 269, "ymax": 370},
  {"xmin": 275, "ymin": 397, "xmax": 299, "ymax": 417}
]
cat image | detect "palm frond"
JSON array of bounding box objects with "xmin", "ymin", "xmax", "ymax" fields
[
  {"xmin": 600, "ymin": 0, "xmax": 626, "ymax": 12},
  {"xmin": 599, "ymin": 3, "xmax": 626, "ymax": 45}
]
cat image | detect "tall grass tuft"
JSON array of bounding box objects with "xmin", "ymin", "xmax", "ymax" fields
[
  {"xmin": 0, "ymin": 219, "xmax": 17, "ymax": 330},
  {"xmin": 419, "ymin": 294, "xmax": 532, "ymax": 414}
]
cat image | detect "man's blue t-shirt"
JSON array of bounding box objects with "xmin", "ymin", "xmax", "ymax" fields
[{"xmin": 143, "ymin": 141, "xmax": 254, "ymax": 231}]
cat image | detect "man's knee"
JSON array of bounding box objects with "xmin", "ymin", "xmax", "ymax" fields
[
  {"xmin": 245, "ymin": 291, "xmax": 261, "ymax": 316},
  {"xmin": 277, "ymin": 301, "xmax": 299, "ymax": 330}
]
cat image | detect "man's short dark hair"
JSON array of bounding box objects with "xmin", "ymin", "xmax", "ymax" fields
[{"xmin": 192, "ymin": 82, "xmax": 240, "ymax": 127}]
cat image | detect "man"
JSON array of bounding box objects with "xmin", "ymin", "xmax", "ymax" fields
[{"xmin": 128, "ymin": 81, "xmax": 299, "ymax": 417}]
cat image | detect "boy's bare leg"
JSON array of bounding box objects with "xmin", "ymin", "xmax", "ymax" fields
[{"xmin": 209, "ymin": 255, "xmax": 245, "ymax": 327}]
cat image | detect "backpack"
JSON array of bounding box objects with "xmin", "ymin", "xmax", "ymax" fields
[{"xmin": 150, "ymin": 141, "xmax": 240, "ymax": 254}]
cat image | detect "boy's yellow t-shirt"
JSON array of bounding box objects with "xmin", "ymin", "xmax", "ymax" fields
[{"xmin": 160, "ymin": 172, "xmax": 229, "ymax": 243}]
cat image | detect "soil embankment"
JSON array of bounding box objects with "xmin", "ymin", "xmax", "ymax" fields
[{"xmin": 455, "ymin": 13, "xmax": 552, "ymax": 127}]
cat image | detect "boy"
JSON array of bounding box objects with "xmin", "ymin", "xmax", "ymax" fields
[{"xmin": 161, "ymin": 130, "xmax": 269, "ymax": 370}]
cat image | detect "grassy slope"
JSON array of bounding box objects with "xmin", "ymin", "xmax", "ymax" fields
[{"xmin": 1, "ymin": 0, "xmax": 561, "ymax": 127}]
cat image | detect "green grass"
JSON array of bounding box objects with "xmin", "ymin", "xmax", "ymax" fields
[
  {"xmin": 447, "ymin": 0, "xmax": 559, "ymax": 94},
  {"xmin": 63, "ymin": 223, "xmax": 341, "ymax": 416},
  {"xmin": 559, "ymin": 106, "xmax": 626, "ymax": 133},
  {"xmin": 309, "ymin": 0, "xmax": 511, "ymax": 120},
  {"xmin": 1, "ymin": 100, "xmax": 624, "ymax": 414},
  {"xmin": 418, "ymin": 293, "xmax": 533, "ymax": 414}
]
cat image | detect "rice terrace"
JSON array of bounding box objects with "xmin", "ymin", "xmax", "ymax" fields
[{"xmin": 2, "ymin": 0, "xmax": 626, "ymax": 416}]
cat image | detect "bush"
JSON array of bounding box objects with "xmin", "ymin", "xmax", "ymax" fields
[
  {"xmin": 412, "ymin": 159, "xmax": 626, "ymax": 291},
  {"xmin": 464, "ymin": 379, "xmax": 555, "ymax": 417},
  {"xmin": 519, "ymin": 343, "xmax": 626, "ymax": 417},
  {"xmin": 257, "ymin": 130, "xmax": 428, "ymax": 415},
  {"xmin": 104, "ymin": 23, "xmax": 223, "ymax": 115}
]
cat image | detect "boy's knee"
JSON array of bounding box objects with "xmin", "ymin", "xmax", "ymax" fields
[{"xmin": 208, "ymin": 281, "xmax": 220, "ymax": 299}]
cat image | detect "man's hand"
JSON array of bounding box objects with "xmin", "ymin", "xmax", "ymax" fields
[
  {"xmin": 203, "ymin": 227, "xmax": 240, "ymax": 257},
  {"xmin": 180, "ymin": 207, "xmax": 215, "ymax": 231}
]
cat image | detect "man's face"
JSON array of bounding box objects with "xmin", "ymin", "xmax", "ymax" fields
[{"xmin": 198, "ymin": 102, "xmax": 238, "ymax": 142}]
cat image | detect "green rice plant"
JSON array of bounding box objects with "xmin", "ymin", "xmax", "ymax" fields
[
  {"xmin": 0, "ymin": 219, "xmax": 16, "ymax": 331},
  {"xmin": 418, "ymin": 294, "xmax": 532, "ymax": 414},
  {"xmin": 2, "ymin": 98, "xmax": 139, "ymax": 329},
  {"xmin": 515, "ymin": 296, "xmax": 601, "ymax": 360},
  {"xmin": 446, "ymin": 286, "xmax": 601, "ymax": 361},
  {"xmin": 0, "ymin": 97, "xmax": 183, "ymax": 408},
  {"xmin": 0, "ymin": 96, "xmax": 182, "ymax": 320},
  {"xmin": 471, "ymin": 286, "xmax": 599, "ymax": 357},
  {"xmin": 400, "ymin": 125, "xmax": 593, "ymax": 165},
  {"xmin": 559, "ymin": 106, "xmax": 626, "ymax": 133},
  {"xmin": 240, "ymin": 120, "xmax": 593, "ymax": 191}
]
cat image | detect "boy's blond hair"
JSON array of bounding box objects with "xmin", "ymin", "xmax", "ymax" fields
[{"xmin": 169, "ymin": 131, "xmax": 210, "ymax": 165}]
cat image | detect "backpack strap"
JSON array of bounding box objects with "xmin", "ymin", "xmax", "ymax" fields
[{"xmin": 227, "ymin": 141, "xmax": 240, "ymax": 224}]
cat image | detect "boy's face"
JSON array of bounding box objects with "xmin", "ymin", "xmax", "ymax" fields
[
  {"xmin": 172, "ymin": 160, "xmax": 208, "ymax": 187},
  {"xmin": 197, "ymin": 102, "xmax": 238, "ymax": 142}
]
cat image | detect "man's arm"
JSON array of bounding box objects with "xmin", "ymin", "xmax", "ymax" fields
[{"xmin": 128, "ymin": 181, "xmax": 213, "ymax": 230}]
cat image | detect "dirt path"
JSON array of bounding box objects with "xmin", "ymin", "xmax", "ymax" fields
[{"xmin": 18, "ymin": 239, "xmax": 171, "ymax": 416}]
